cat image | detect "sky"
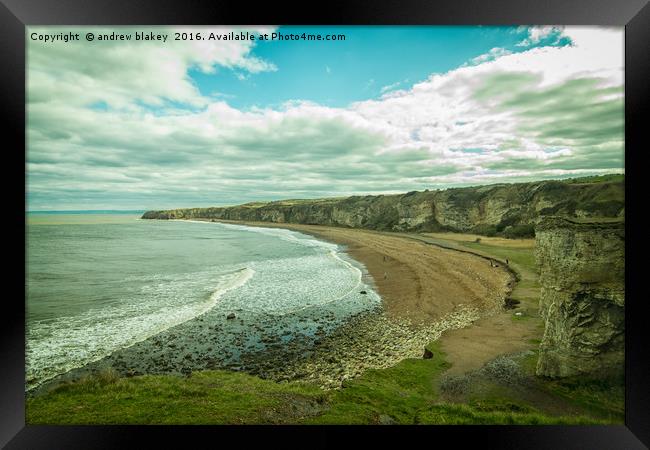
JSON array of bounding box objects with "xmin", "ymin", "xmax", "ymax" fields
[{"xmin": 26, "ymin": 26, "xmax": 624, "ymax": 211}]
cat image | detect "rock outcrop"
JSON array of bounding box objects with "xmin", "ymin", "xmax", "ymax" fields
[
  {"xmin": 142, "ymin": 176, "xmax": 624, "ymax": 237},
  {"xmin": 534, "ymin": 217, "xmax": 625, "ymax": 378}
]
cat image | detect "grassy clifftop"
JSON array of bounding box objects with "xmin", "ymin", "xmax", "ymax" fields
[
  {"xmin": 142, "ymin": 175, "xmax": 624, "ymax": 238},
  {"xmin": 27, "ymin": 342, "xmax": 621, "ymax": 425}
]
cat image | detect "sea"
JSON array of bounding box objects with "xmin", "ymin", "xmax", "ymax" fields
[{"xmin": 26, "ymin": 211, "xmax": 381, "ymax": 391}]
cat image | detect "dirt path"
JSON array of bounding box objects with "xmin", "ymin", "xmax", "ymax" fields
[{"xmin": 386, "ymin": 232, "xmax": 543, "ymax": 375}]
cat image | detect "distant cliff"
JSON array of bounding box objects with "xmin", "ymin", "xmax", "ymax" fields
[
  {"xmin": 534, "ymin": 217, "xmax": 624, "ymax": 378},
  {"xmin": 142, "ymin": 176, "xmax": 624, "ymax": 238}
]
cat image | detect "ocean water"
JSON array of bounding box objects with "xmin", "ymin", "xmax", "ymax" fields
[{"xmin": 26, "ymin": 213, "xmax": 381, "ymax": 391}]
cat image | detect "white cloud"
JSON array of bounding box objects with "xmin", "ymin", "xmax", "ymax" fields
[
  {"xmin": 465, "ymin": 47, "xmax": 512, "ymax": 66},
  {"xmin": 28, "ymin": 26, "xmax": 278, "ymax": 109},
  {"xmin": 27, "ymin": 26, "xmax": 624, "ymax": 209},
  {"xmin": 380, "ymin": 80, "xmax": 403, "ymax": 93},
  {"xmin": 516, "ymin": 26, "xmax": 563, "ymax": 47}
]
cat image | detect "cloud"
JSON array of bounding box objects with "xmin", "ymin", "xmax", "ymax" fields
[
  {"xmin": 516, "ymin": 26, "xmax": 564, "ymax": 47},
  {"xmin": 380, "ymin": 80, "xmax": 403, "ymax": 93},
  {"xmin": 28, "ymin": 26, "xmax": 277, "ymax": 109},
  {"xmin": 465, "ymin": 47, "xmax": 512, "ymax": 66},
  {"xmin": 349, "ymin": 26, "xmax": 623, "ymax": 171},
  {"xmin": 26, "ymin": 26, "xmax": 624, "ymax": 210}
]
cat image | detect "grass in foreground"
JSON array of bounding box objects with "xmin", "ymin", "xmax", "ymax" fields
[
  {"xmin": 27, "ymin": 369, "xmax": 326, "ymax": 425},
  {"xmin": 27, "ymin": 343, "xmax": 617, "ymax": 425}
]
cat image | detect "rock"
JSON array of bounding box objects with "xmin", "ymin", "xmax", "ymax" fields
[
  {"xmin": 535, "ymin": 217, "xmax": 624, "ymax": 378},
  {"xmin": 378, "ymin": 414, "xmax": 397, "ymax": 425},
  {"xmin": 504, "ymin": 297, "xmax": 520, "ymax": 310},
  {"xmin": 422, "ymin": 348, "xmax": 434, "ymax": 359},
  {"xmin": 359, "ymin": 290, "xmax": 367, "ymax": 295},
  {"xmin": 226, "ymin": 313, "xmax": 236, "ymax": 320}
]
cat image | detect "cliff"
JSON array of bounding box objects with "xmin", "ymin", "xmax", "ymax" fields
[
  {"xmin": 142, "ymin": 176, "xmax": 624, "ymax": 237},
  {"xmin": 534, "ymin": 217, "xmax": 625, "ymax": 378}
]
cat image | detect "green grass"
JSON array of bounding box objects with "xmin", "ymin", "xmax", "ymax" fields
[
  {"xmin": 27, "ymin": 342, "xmax": 613, "ymax": 425},
  {"xmin": 562, "ymin": 174, "xmax": 624, "ymax": 184},
  {"xmin": 416, "ymin": 403, "xmax": 609, "ymax": 425},
  {"xmin": 461, "ymin": 242, "xmax": 537, "ymax": 274},
  {"xmin": 515, "ymin": 349, "xmax": 624, "ymax": 422},
  {"xmin": 456, "ymin": 240, "xmax": 540, "ymax": 317},
  {"xmin": 537, "ymin": 376, "xmax": 625, "ymax": 422},
  {"xmin": 28, "ymin": 369, "xmax": 327, "ymax": 425},
  {"xmin": 304, "ymin": 342, "xmax": 449, "ymax": 424},
  {"xmin": 511, "ymin": 313, "xmax": 532, "ymax": 322}
]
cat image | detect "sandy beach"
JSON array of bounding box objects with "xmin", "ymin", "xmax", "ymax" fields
[
  {"xmin": 211, "ymin": 220, "xmax": 514, "ymax": 326},
  {"xmin": 33, "ymin": 219, "xmax": 521, "ymax": 393},
  {"xmin": 210, "ymin": 220, "xmax": 540, "ymax": 380}
]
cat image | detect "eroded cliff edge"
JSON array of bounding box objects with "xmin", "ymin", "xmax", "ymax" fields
[
  {"xmin": 534, "ymin": 217, "xmax": 624, "ymax": 378},
  {"xmin": 142, "ymin": 177, "xmax": 624, "ymax": 237}
]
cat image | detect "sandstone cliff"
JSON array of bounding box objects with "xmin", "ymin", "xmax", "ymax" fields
[
  {"xmin": 534, "ymin": 217, "xmax": 624, "ymax": 378},
  {"xmin": 142, "ymin": 176, "xmax": 624, "ymax": 237}
]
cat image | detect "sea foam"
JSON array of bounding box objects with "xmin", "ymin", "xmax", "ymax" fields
[
  {"xmin": 26, "ymin": 267, "xmax": 255, "ymax": 391},
  {"xmin": 27, "ymin": 219, "xmax": 379, "ymax": 391}
]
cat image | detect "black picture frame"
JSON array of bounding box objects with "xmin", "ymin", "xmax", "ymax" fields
[{"xmin": 2, "ymin": 0, "xmax": 648, "ymax": 448}]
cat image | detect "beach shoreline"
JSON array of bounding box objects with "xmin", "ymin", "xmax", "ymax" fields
[
  {"xmin": 31, "ymin": 218, "xmax": 518, "ymax": 394},
  {"xmin": 202, "ymin": 219, "xmax": 514, "ymax": 325}
]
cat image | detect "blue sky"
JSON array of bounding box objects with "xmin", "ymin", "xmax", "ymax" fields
[
  {"xmin": 27, "ymin": 25, "xmax": 622, "ymax": 211},
  {"xmin": 190, "ymin": 26, "xmax": 569, "ymax": 109}
]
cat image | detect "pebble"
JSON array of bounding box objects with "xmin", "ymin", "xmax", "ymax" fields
[{"xmin": 230, "ymin": 302, "xmax": 495, "ymax": 390}]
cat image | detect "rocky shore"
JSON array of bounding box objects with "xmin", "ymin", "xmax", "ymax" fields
[{"xmin": 248, "ymin": 304, "xmax": 492, "ymax": 390}]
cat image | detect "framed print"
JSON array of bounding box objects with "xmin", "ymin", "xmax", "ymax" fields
[{"xmin": 2, "ymin": 0, "xmax": 649, "ymax": 448}]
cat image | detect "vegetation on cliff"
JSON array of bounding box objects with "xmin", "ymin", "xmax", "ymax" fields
[{"xmin": 142, "ymin": 175, "xmax": 624, "ymax": 238}]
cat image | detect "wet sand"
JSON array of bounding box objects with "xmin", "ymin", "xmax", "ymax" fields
[
  {"xmin": 210, "ymin": 221, "xmax": 534, "ymax": 382},
  {"xmin": 212, "ymin": 220, "xmax": 514, "ymax": 325}
]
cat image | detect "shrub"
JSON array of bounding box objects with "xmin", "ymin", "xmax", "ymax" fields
[
  {"xmin": 496, "ymin": 214, "xmax": 521, "ymax": 232},
  {"xmin": 502, "ymin": 224, "xmax": 535, "ymax": 239},
  {"xmin": 579, "ymin": 200, "xmax": 624, "ymax": 217},
  {"xmin": 471, "ymin": 224, "xmax": 498, "ymax": 237},
  {"xmin": 439, "ymin": 373, "xmax": 473, "ymax": 396},
  {"xmin": 479, "ymin": 356, "xmax": 522, "ymax": 384}
]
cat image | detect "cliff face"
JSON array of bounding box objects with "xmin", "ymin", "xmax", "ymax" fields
[
  {"xmin": 534, "ymin": 217, "xmax": 625, "ymax": 378},
  {"xmin": 142, "ymin": 178, "xmax": 624, "ymax": 237}
]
